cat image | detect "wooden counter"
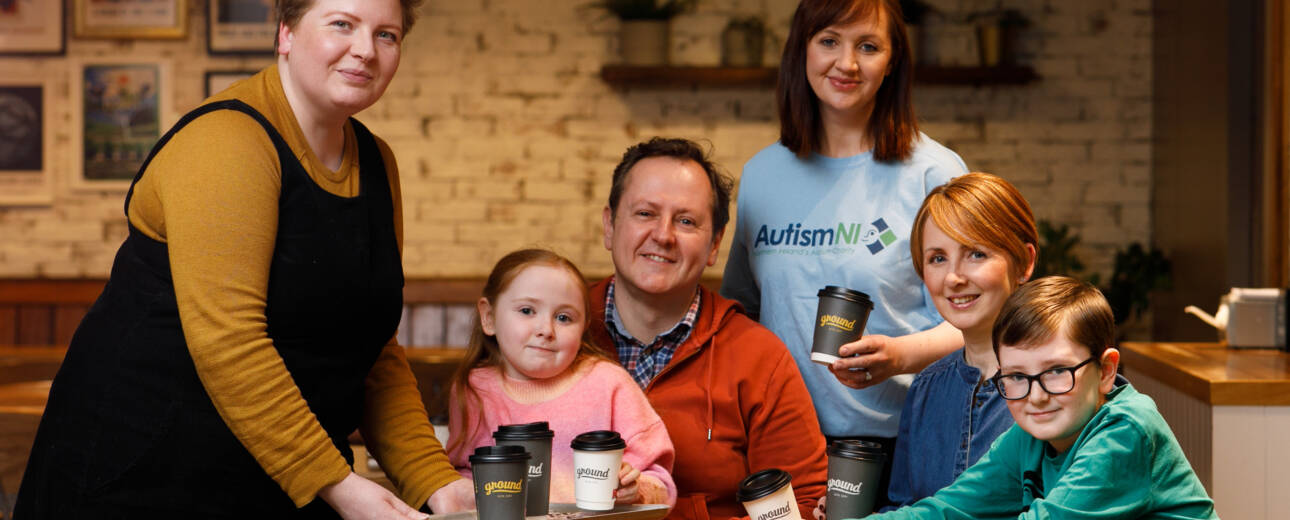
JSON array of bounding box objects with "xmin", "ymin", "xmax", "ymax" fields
[
  {"xmin": 1119, "ymin": 342, "xmax": 1289, "ymax": 520},
  {"xmin": 1120, "ymin": 341, "xmax": 1290, "ymax": 405}
]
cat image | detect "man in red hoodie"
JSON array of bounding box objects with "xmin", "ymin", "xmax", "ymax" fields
[{"xmin": 589, "ymin": 137, "xmax": 828, "ymax": 520}]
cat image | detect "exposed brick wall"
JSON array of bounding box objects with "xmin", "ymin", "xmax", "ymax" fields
[{"xmin": 0, "ymin": 0, "xmax": 1150, "ymax": 284}]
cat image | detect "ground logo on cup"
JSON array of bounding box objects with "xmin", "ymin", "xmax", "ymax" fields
[
  {"xmin": 819, "ymin": 314, "xmax": 856, "ymax": 332},
  {"xmin": 756, "ymin": 503, "xmax": 794, "ymax": 520},
  {"xmin": 577, "ymin": 467, "xmax": 611, "ymax": 481},
  {"xmin": 483, "ymin": 479, "xmax": 524, "ymax": 496},
  {"xmin": 828, "ymin": 478, "xmax": 863, "ymax": 496},
  {"xmin": 528, "ymin": 462, "xmax": 543, "ymax": 478}
]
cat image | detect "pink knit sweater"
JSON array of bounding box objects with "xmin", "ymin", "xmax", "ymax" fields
[{"xmin": 447, "ymin": 359, "xmax": 677, "ymax": 506}]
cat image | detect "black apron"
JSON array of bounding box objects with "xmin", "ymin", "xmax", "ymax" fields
[{"xmin": 14, "ymin": 100, "xmax": 404, "ymax": 517}]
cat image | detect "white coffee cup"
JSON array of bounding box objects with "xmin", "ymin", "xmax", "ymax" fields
[
  {"xmin": 571, "ymin": 430, "xmax": 627, "ymax": 511},
  {"xmin": 738, "ymin": 469, "xmax": 802, "ymax": 520}
]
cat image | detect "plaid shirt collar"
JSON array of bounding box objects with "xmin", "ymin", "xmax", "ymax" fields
[{"xmin": 604, "ymin": 279, "xmax": 701, "ymax": 389}]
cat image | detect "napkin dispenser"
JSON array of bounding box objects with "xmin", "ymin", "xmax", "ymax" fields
[{"xmin": 1184, "ymin": 288, "xmax": 1287, "ymax": 349}]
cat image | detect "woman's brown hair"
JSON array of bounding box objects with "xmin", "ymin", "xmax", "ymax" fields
[
  {"xmin": 777, "ymin": 0, "xmax": 917, "ymax": 162},
  {"xmin": 274, "ymin": 0, "xmax": 424, "ymax": 51},
  {"xmin": 446, "ymin": 248, "xmax": 606, "ymax": 454},
  {"xmin": 910, "ymin": 172, "xmax": 1038, "ymax": 283}
]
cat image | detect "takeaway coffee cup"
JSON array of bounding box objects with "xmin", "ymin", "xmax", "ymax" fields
[
  {"xmin": 825, "ymin": 440, "xmax": 886, "ymax": 520},
  {"xmin": 571, "ymin": 430, "xmax": 626, "ymax": 511},
  {"xmin": 737, "ymin": 468, "xmax": 802, "ymax": 520},
  {"xmin": 810, "ymin": 286, "xmax": 875, "ymax": 365},
  {"xmin": 470, "ymin": 445, "xmax": 530, "ymax": 520},
  {"xmin": 493, "ymin": 421, "xmax": 555, "ymax": 515}
]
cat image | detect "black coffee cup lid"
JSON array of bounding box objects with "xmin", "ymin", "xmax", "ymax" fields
[
  {"xmin": 826, "ymin": 440, "xmax": 887, "ymax": 462},
  {"xmin": 570, "ymin": 430, "xmax": 626, "ymax": 451},
  {"xmin": 818, "ymin": 286, "xmax": 873, "ymax": 307},
  {"xmin": 469, "ymin": 444, "xmax": 531, "ymax": 464},
  {"xmin": 494, "ymin": 421, "xmax": 555, "ymax": 440},
  {"xmin": 736, "ymin": 468, "xmax": 793, "ymax": 502}
]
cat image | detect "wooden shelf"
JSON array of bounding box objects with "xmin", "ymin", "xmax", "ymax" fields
[
  {"xmin": 600, "ymin": 65, "xmax": 779, "ymax": 87},
  {"xmin": 599, "ymin": 64, "xmax": 1039, "ymax": 88}
]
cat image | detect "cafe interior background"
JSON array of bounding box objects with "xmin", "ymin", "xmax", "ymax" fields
[{"xmin": 0, "ymin": 0, "xmax": 1287, "ymax": 518}]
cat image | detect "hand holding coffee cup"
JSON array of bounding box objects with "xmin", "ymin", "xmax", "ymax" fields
[
  {"xmin": 828, "ymin": 334, "xmax": 903, "ymax": 389},
  {"xmin": 571, "ymin": 430, "xmax": 627, "ymax": 511},
  {"xmin": 615, "ymin": 461, "xmax": 643, "ymax": 504}
]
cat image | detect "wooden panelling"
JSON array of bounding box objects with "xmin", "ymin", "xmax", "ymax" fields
[
  {"xmin": 0, "ymin": 307, "xmax": 14, "ymax": 346},
  {"xmin": 14, "ymin": 307, "xmax": 52, "ymax": 346},
  {"xmin": 0, "ymin": 280, "xmax": 105, "ymax": 304},
  {"xmin": 52, "ymin": 305, "xmax": 88, "ymax": 345}
]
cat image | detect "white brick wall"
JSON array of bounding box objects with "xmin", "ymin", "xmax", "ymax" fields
[{"xmin": 0, "ymin": 0, "xmax": 1150, "ymax": 282}]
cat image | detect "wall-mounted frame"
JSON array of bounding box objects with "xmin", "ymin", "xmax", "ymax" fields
[
  {"xmin": 73, "ymin": 0, "xmax": 187, "ymax": 40},
  {"xmin": 0, "ymin": 78, "xmax": 56, "ymax": 205},
  {"xmin": 70, "ymin": 59, "xmax": 174, "ymax": 191},
  {"xmin": 208, "ymin": 0, "xmax": 277, "ymax": 55},
  {"xmin": 205, "ymin": 69, "xmax": 257, "ymax": 98},
  {"xmin": 0, "ymin": 0, "xmax": 66, "ymax": 55}
]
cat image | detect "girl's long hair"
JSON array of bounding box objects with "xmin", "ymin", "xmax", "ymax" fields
[{"xmin": 447, "ymin": 248, "xmax": 606, "ymax": 454}]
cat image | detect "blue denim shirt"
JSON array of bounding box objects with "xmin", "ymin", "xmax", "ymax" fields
[{"xmin": 883, "ymin": 348, "xmax": 1014, "ymax": 509}]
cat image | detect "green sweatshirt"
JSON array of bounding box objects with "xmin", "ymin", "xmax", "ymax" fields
[{"xmin": 867, "ymin": 384, "xmax": 1217, "ymax": 519}]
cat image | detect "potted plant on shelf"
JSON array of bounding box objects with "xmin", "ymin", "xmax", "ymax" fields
[
  {"xmin": 899, "ymin": 0, "xmax": 932, "ymax": 64},
  {"xmin": 969, "ymin": 8, "xmax": 1030, "ymax": 66},
  {"xmin": 721, "ymin": 16, "xmax": 766, "ymax": 67},
  {"xmin": 590, "ymin": 0, "xmax": 697, "ymax": 66}
]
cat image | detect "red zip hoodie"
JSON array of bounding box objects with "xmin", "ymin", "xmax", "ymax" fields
[{"xmin": 589, "ymin": 278, "xmax": 828, "ymax": 520}]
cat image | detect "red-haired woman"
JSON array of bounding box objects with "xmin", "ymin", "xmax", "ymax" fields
[{"xmin": 721, "ymin": 0, "xmax": 968, "ymax": 501}]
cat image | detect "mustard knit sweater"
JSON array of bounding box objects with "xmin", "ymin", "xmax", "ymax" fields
[{"xmin": 126, "ymin": 65, "xmax": 458, "ymax": 508}]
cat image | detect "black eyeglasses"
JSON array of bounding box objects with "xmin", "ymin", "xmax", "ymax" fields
[{"xmin": 990, "ymin": 357, "xmax": 1099, "ymax": 400}]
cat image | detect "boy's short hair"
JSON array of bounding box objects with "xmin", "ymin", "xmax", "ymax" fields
[{"xmin": 992, "ymin": 276, "xmax": 1115, "ymax": 358}]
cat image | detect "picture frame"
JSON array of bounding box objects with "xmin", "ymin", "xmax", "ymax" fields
[
  {"xmin": 205, "ymin": 69, "xmax": 256, "ymax": 98},
  {"xmin": 0, "ymin": 78, "xmax": 56, "ymax": 205},
  {"xmin": 69, "ymin": 59, "xmax": 174, "ymax": 191},
  {"xmin": 208, "ymin": 0, "xmax": 277, "ymax": 55},
  {"xmin": 0, "ymin": 0, "xmax": 66, "ymax": 55},
  {"xmin": 73, "ymin": 0, "xmax": 187, "ymax": 40}
]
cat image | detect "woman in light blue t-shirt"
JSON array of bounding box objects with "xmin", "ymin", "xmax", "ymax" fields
[{"xmin": 720, "ymin": 0, "xmax": 968, "ymax": 498}]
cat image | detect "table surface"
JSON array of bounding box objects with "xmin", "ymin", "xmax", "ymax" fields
[
  {"xmin": 429, "ymin": 503, "xmax": 670, "ymax": 520},
  {"xmin": 1119, "ymin": 341, "xmax": 1290, "ymax": 405}
]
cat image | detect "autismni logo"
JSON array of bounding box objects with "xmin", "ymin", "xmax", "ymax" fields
[
  {"xmin": 757, "ymin": 504, "xmax": 794, "ymax": 520},
  {"xmin": 862, "ymin": 218, "xmax": 897, "ymax": 254},
  {"xmin": 577, "ymin": 467, "xmax": 611, "ymax": 481},
  {"xmin": 819, "ymin": 315, "xmax": 856, "ymax": 332},
  {"xmin": 483, "ymin": 479, "xmax": 523, "ymax": 496},
  {"xmin": 828, "ymin": 478, "xmax": 863, "ymax": 496},
  {"xmin": 752, "ymin": 218, "xmax": 898, "ymax": 256},
  {"xmin": 528, "ymin": 462, "xmax": 544, "ymax": 478}
]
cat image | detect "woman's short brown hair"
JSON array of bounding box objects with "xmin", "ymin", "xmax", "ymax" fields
[
  {"xmin": 992, "ymin": 276, "xmax": 1116, "ymax": 360},
  {"xmin": 910, "ymin": 172, "xmax": 1037, "ymax": 282},
  {"xmin": 777, "ymin": 0, "xmax": 917, "ymax": 162},
  {"xmin": 275, "ymin": 0, "xmax": 424, "ymax": 37}
]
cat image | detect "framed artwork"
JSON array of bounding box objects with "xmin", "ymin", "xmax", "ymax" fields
[
  {"xmin": 0, "ymin": 78, "xmax": 55, "ymax": 205},
  {"xmin": 205, "ymin": 69, "xmax": 256, "ymax": 98},
  {"xmin": 208, "ymin": 0, "xmax": 276, "ymax": 55},
  {"xmin": 73, "ymin": 0, "xmax": 187, "ymax": 39},
  {"xmin": 70, "ymin": 59, "xmax": 174, "ymax": 190},
  {"xmin": 0, "ymin": 0, "xmax": 65, "ymax": 55}
]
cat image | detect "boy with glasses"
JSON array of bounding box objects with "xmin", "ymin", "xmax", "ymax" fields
[{"xmin": 862, "ymin": 276, "xmax": 1216, "ymax": 519}]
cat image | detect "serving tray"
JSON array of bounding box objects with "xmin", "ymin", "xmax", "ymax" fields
[{"xmin": 429, "ymin": 503, "xmax": 670, "ymax": 520}]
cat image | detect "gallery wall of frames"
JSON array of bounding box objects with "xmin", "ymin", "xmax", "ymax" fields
[{"xmin": 0, "ymin": 0, "xmax": 272, "ymax": 204}]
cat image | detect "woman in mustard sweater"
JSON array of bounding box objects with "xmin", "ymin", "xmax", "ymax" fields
[{"xmin": 14, "ymin": 0, "xmax": 472, "ymax": 517}]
